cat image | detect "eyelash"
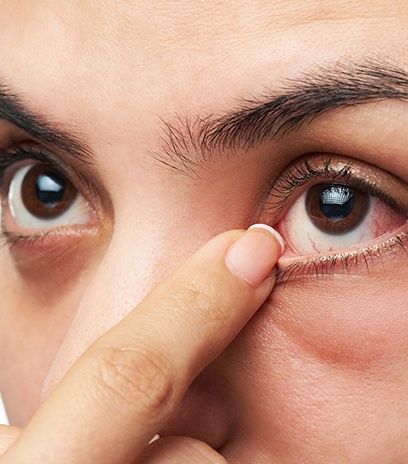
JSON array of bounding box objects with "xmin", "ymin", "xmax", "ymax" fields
[
  {"xmin": 266, "ymin": 156, "xmax": 405, "ymax": 218},
  {"xmin": 263, "ymin": 156, "xmax": 408, "ymax": 284},
  {"xmin": 0, "ymin": 143, "xmax": 66, "ymax": 175},
  {"xmin": 274, "ymin": 231, "xmax": 408, "ymax": 285}
]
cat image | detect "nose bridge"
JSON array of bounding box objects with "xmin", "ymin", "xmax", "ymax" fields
[{"xmin": 41, "ymin": 221, "xmax": 171, "ymax": 400}]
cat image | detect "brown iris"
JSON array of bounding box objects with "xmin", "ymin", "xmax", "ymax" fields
[
  {"xmin": 306, "ymin": 183, "xmax": 369, "ymax": 234},
  {"xmin": 21, "ymin": 164, "xmax": 77, "ymax": 219}
]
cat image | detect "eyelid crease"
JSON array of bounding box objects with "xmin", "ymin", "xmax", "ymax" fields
[{"xmin": 0, "ymin": 141, "xmax": 76, "ymax": 179}]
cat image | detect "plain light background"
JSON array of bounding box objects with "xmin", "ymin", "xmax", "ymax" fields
[{"xmin": 0, "ymin": 395, "xmax": 9, "ymax": 424}]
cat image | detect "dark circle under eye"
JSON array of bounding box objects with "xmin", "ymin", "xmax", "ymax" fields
[
  {"xmin": 21, "ymin": 164, "xmax": 77, "ymax": 219},
  {"xmin": 306, "ymin": 183, "xmax": 369, "ymax": 234}
]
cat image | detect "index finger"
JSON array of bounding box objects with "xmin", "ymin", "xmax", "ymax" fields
[{"xmin": 1, "ymin": 225, "xmax": 283, "ymax": 464}]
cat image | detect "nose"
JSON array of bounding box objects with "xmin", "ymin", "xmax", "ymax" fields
[
  {"xmin": 42, "ymin": 216, "xmax": 185, "ymax": 397},
  {"xmin": 157, "ymin": 361, "xmax": 233, "ymax": 450},
  {"xmin": 41, "ymin": 221, "xmax": 233, "ymax": 451}
]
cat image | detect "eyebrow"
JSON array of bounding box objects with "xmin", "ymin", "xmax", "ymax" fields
[
  {"xmin": 158, "ymin": 58, "xmax": 408, "ymax": 175},
  {"xmin": 2, "ymin": 58, "xmax": 408, "ymax": 173},
  {"xmin": 0, "ymin": 83, "xmax": 93, "ymax": 163}
]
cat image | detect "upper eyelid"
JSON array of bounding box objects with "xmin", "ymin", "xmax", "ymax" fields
[
  {"xmin": 263, "ymin": 154, "xmax": 408, "ymax": 222},
  {"xmin": 0, "ymin": 142, "xmax": 73, "ymax": 177},
  {"xmin": 0, "ymin": 134, "xmax": 104, "ymax": 186}
]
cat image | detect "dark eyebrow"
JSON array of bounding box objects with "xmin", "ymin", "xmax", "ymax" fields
[
  {"xmin": 158, "ymin": 58, "xmax": 408, "ymax": 175},
  {"xmin": 0, "ymin": 83, "xmax": 93, "ymax": 163}
]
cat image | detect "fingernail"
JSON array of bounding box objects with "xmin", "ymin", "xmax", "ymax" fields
[
  {"xmin": 225, "ymin": 224, "xmax": 285, "ymax": 286},
  {"xmin": 149, "ymin": 434, "xmax": 160, "ymax": 444}
]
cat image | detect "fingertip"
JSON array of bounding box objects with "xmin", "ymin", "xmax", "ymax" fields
[
  {"xmin": 225, "ymin": 224, "xmax": 284, "ymax": 287},
  {"xmin": 248, "ymin": 223, "xmax": 286, "ymax": 253}
]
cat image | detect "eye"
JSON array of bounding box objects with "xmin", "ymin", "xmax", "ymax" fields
[
  {"xmin": 267, "ymin": 155, "xmax": 408, "ymax": 262},
  {"xmin": 4, "ymin": 161, "xmax": 92, "ymax": 230},
  {"xmin": 278, "ymin": 181, "xmax": 406, "ymax": 256}
]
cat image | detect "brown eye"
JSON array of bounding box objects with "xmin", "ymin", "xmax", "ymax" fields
[
  {"xmin": 6, "ymin": 163, "xmax": 92, "ymax": 230},
  {"xmin": 306, "ymin": 183, "xmax": 369, "ymax": 234},
  {"xmin": 21, "ymin": 164, "xmax": 77, "ymax": 219}
]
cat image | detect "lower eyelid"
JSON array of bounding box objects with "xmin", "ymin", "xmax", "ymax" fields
[
  {"xmin": 1, "ymin": 200, "xmax": 99, "ymax": 237},
  {"xmin": 2, "ymin": 224, "xmax": 100, "ymax": 264},
  {"xmin": 2, "ymin": 233, "xmax": 102, "ymax": 300},
  {"xmin": 275, "ymin": 223, "xmax": 408, "ymax": 284}
]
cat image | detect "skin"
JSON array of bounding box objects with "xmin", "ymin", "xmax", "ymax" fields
[{"xmin": 0, "ymin": 0, "xmax": 407, "ymax": 462}]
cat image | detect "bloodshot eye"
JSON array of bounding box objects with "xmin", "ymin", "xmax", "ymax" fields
[
  {"xmin": 5, "ymin": 162, "xmax": 92, "ymax": 230},
  {"xmin": 278, "ymin": 182, "xmax": 407, "ymax": 256}
]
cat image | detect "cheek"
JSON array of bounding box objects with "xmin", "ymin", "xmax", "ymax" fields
[
  {"xmin": 271, "ymin": 267, "xmax": 408, "ymax": 367},
  {"xmin": 225, "ymin": 257, "xmax": 408, "ymax": 460},
  {"xmin": 0, "ymin": 235, "xmax": 105, "ymax": 427}
]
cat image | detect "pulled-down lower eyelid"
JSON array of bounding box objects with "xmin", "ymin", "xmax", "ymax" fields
[{"xmin": 274, "ymin": 227, "xmax": 408, "ymax": 285}]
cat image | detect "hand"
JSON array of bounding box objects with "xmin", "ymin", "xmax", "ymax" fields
[{"xmin": 0, "ymin": 226, "xmax": 283, "ymax": 463}]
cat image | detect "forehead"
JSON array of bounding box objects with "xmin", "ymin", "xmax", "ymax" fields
[
  {"xmin": 2, "ymin": 1, "xmax": 405, "ymax": 42},
  {"xmin": 2, "ymin": 1, "xmax": 406, "ymax": 76},
  {"xmin": 0, "ymin": 0, "xmax": 408, "ymax": 154}
]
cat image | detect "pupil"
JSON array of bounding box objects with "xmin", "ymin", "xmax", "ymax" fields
[
  {"xmin": 319, "ymin": 185, "xmax": 355, "ymax": 221},
  {"xmin": 36, "ymin": 172, "xmax": 66, "ymax": 206}
]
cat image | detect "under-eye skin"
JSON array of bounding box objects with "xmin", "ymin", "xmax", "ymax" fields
[
  {"xmin": 0, "ymin": 142, "xmax": 99, "ymax": 250},
  {"xmin": 262, "ymin": 154, "xmax": 408, "ymax": 283}
]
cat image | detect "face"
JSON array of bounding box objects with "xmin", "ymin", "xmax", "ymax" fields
[{"xmin": 1, "ymin": 0, "xmax": 408, "ymax": 461}]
